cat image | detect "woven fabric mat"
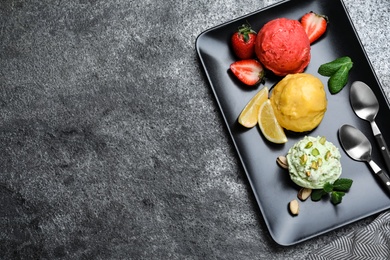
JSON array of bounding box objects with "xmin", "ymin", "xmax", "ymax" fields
[{"xmin": 308, "ymin": 211, "xmax": 390, "ymax": 259}]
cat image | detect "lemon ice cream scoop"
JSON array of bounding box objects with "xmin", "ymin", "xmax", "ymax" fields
[
  {"xmin": 270, "ymin": 73, "xmax": 327, "ymax": 132},
  {"xmin": 287, "ymin": 136, "xmax": 342, "ymax": 189}
]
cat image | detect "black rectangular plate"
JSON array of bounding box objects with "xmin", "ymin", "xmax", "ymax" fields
[{"xmin": 196, "ymin": 0, "xmax": 390, "ymax": 245}]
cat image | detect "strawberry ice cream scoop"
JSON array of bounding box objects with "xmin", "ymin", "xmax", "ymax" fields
[{"xmin": 255, "ymin": 18, "xmax": 311, "ymax": 76}]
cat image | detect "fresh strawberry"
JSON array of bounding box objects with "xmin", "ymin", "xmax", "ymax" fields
[
  {"xmin": 231, "ymin": 24, "xmax": 257, "ymax": 59},
  {"xmin": 230, "ymin": 59, "xmax": 265, "ymax": 86},
  {"xmin": 300, "ymin": 11, "xmax": 328, "ymax": 44}
]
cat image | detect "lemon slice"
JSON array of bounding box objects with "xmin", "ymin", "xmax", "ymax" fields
[
  {"xmin": 258, "ymin": 99, "xmax": 288, "ymax": 144},
  {"xmin": 238, "ymin": 86, "xmax": 269, "ymax": 128}
]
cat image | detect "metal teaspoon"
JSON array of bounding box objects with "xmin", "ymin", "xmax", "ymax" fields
[
  {"xmin": 350, "ymin": 81, "xmax": 390, "ymax": 171},
  {"xmin": 338, "ymin": 124, "xmax": 390, "ymax": 194}
]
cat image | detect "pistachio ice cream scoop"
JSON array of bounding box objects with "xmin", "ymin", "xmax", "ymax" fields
[{"xmin": 287, "ymin": 136, "xmax": 342, "ymax": 189}]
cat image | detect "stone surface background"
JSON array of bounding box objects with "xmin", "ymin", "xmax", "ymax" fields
[{"xmin": 1, "ymin": 0, "xmax": 389, "ymax": 259}]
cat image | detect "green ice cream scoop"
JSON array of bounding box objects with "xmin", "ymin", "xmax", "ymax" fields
[{"xmin": 287, "ymin": 136, "xmax": 342, "ymax": 189}]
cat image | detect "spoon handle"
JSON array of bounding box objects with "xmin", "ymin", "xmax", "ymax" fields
[
  {"xmin": 368, "ymin": 160, "xmax": 390, "ymax": 194},
  {"xmin": 374, "ymin": 133, "xmax": 390, "ymax": 172},
  {"xmin": 377, "ymin": 170, "xmax": 390, "ymax": 194}
]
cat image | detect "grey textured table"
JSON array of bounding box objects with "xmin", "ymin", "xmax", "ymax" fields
[{"xmin": 1, "ymin": 0, "xmax": 389, "ymax": 259}]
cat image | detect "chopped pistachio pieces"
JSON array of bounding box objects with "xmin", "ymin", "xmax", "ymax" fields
[
  {"xmin": 311, "ymin": 148, "xmax": 320, "ymax": 156},
  {"xmin": 310, "ymin": 161, "xmax": 318, "ymax": 170},
  {"xmin": 317, "ymin": 158, "xmax": 323, "ymax": 167},
  {"xmin": 300, "ymin": 154, "xmax": 307, "ymax": 165},
  {"xmin": 305, "ymin": 141, "xmax": 313, "ymax": 149},
  {"xmin": 325, "ymin": 150, "xmax": 331, "ymax": 161}
]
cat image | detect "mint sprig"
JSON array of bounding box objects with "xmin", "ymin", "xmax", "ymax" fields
[
  {"xmin": 318, "ymin": 56, "xmax": 353, "ymax": 94},
  {"xmin": 311, "ymin": 178, "xmax": 353, "ymax": 205},
  {"xmin": 332, "ymin": 178, "xmax": 353, "ymax": 191},
  {"xmin": 331, "ymin": 191, "xmax": 345, "ymax": 205},
  {"xmin": 318, "ymin": 56, "xmax": 352, "ymax": 76},
  {"xmin": 311, "ymin": 189, "xmax": 327, "ymax": 201}
]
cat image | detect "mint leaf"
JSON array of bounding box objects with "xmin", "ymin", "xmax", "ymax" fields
[
  {"xmin": 328, "ymin": 64, "xmax": 353, "ymax": 94},
  {"xmin": 323, "ymin": 182, "xmax": 333, "ymax": 193},
  {"xmin": 332, "ymin": 178, "xmax": 353, "ymax": 191},
  {"xmin": 311, "ymin": 189, "xmax": 327, "ymax": 201},
  {"xmin": 310, "ymin": 178, "xmax": 353, "ymax": 205},
  {"xmin": 331, "ymin": 191, "xmax": 345, "ymax": 205},
  {"xmin": 318, "ymin": 56, "xmax": 353, "ymax": 94},
  {"xmin": 318, "ymin": 56, "xmax": 352, "ymax": 76}
]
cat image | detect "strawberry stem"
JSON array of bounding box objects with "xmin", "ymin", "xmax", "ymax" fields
[{"xmin": 237, "ymin": 23, "xmax": 256, "ymax": 42}]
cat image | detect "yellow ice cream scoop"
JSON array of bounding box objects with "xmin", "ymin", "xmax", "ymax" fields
[{"xmin": 270, "ymin": 73, "xmax": 327, "ymax": 132}]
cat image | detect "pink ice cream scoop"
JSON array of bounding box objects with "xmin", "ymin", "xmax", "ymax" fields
[{"xmin": 255, "ymin": 18, "xmax": 311, "ymax": 76}]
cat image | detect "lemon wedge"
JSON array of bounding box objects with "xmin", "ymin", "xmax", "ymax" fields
[
  {"xmin": 238, "ymin": 86, "xmax": 269, "ymax": 128},
  {"xmin": 258, "ymin": 99, "xmax": 288, "ymax": 144}
]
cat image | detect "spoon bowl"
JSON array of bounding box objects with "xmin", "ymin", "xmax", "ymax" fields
[
  {"xmin": 350, "ymin": 81, "xmax": 379, "ymax": 122},
  {"xmin": 339, "ymin": 124, "xmax": 371, "ymax": 162},
  {"xmin": 350, "ymin": 81, "xmax": 390, "ymax": 172},
  {"xmin": 339, "ymin": 124, "xmax": 390, "ymax": 194}
]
